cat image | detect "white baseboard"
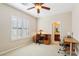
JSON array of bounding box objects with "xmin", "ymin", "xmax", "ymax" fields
[{"xmin": 0, "ymin": 40, "xmax": 32, "ymax": 55}]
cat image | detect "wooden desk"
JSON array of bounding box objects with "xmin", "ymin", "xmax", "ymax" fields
[
  {"xmin": 32, "ymin": 34, "xmax": 51, "ymax": 45},
  {"xmin": 64, "ymin": 38, "xmax": 78, "ymax": 56}
]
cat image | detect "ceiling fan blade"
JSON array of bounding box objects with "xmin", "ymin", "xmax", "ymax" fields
[
  {"xmin": 27, "ymin": 7, "xmax": 35, "ymax": 10},
  {"xmin": 40, "ymin": 3, "xmax": 44, "ymax": 5},
  {"xmin": 34, "ymin": 3, "xmax": 44, "ymax": 6},
  {"xmin": 41, "ymin": 6, "xmax": 50, "ymax": 10},
  {"xmin": 37, "ymin": 9, "xmax": 40, "ymax": 13}
]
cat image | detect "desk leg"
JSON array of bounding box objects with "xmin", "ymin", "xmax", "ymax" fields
[
  {"xmin": 74, "ymin": 44, "xmax": 77, "ymax": 55},
  {"xmin": 70, "ymin": 43, "xmax": 72, "ymax": 56}
]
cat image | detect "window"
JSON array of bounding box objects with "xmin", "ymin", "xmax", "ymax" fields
[{"xmin": 11, "ymin": 16, "xmax": 30, "ymax": 40}]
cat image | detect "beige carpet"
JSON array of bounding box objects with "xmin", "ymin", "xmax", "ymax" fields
[{"xmin": 3, "ymin": 43, "xmax": 64, "ymax": 56}]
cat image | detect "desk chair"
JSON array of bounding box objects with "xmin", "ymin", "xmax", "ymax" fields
[
  {"xmin": 36, "ymin": 34, "xmax": 45, "ymax": 44},
  {"xmin": 39, "ymin": 34, "xmax": 45, "ymax": 44},
  {"xmin": 58, "ymin": 39, "xmax": 70, "ymax": 56}
]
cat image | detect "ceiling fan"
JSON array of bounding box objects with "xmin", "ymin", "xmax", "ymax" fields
[{"xmin": 27, "ymin": 3, "xmax": 50, "ymax": 14}]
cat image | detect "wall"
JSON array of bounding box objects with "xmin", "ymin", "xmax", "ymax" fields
[
  {"xmin": 37, "ymin": 12, "xmax": 72, "ymax": 39},
  {"xmin": 72, "ymin": 4, "xmax": 79, "ymax": 41},
  {"xmin": 0, "ymin": 4, "xmax": 37, "ymax": 52}
]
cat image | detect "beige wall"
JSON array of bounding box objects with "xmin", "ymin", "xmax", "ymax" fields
[
  {"xmin": 37, "ymin": 12, "xmax": 72, "ymax": 39},
  {"xmin": 0, "ymin": 4, "xmax": 37, "ymax": 52},
  {"xmin": 72, "ymin": 4, "xmax": 79, "ymax": 41}
]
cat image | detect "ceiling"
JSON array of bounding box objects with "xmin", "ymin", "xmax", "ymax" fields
[{"xmin": 7, "ymin": 3, "xmax": 73, "ymax": 18}]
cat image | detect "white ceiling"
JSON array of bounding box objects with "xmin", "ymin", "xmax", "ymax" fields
[{"xmin": 7, "ymin": 3, "xmax": 73, "ymax": 18}]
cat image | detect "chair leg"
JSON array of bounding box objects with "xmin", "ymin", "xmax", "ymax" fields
[
  {"xmin": 58, "ymin": 49, "xmax": 67, "ymax": 56},
  {"xmin": 58, "ymin": 51, "xmax": 60, "ymax": 53},
  {"xmin": 64, "ymin": 53, "xmax": 67, "ymax": 56}
]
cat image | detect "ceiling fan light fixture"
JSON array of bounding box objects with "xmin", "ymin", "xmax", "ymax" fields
[
  {"xmin": 35, "ymin": 5, "xmax": 41, "ymax": 10},
  {"xmin": 27, "ymin": 3, "xmax": 50, "ymax": 14}
]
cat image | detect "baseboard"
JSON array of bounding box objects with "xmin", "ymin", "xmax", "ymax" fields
[{"xmin": 0, "ymin": 40, "xmax": 33, "ymax": 55}]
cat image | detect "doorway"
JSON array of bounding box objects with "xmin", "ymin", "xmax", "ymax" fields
[{"xmin": 52, "ymin": 21, "xmax": 60, "ymax": 42}]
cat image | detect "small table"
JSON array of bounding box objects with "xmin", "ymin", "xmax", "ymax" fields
[{"xmin": 64, "ymin": 38, "xmax": 78, "ymax": 56}]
